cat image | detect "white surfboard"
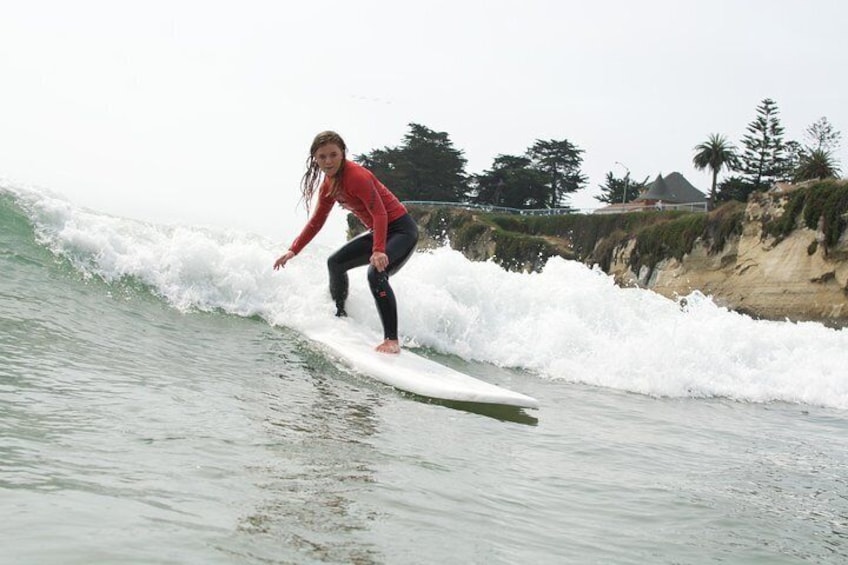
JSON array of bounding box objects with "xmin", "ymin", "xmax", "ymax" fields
[{"xmin": 304, "ymin": 325, "xmax": 539, "ymax": 409}]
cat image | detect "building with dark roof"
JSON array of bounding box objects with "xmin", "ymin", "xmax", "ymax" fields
[
  {"xmin": 593, "ymin": 172, "xmax": 707, "ymax": 215},
  {"xmin": 636, "ymin": 172, "xmax": 706, "ymax": 204}
]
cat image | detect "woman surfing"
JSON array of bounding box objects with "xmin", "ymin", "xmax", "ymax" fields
[{"xmin": 273, "ymin": 131, "xmax": 418, "ymax": 354}]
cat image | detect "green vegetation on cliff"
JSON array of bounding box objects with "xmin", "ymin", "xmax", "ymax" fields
[
  {"xmin": 762, "ymin": 180, "xmax": 848, "ymax": 250},
  {"xmin": 404, "ymin": 207, "xmax": 569, "ymax": 272},
  {"xmin": 402, "ymin": 204, "xmax": 745, "ymax": 273},
  {"xmin": 487, "ymin": 212, "xmax": 673, "ymax": 259},
  {"xmin": 350, "ymin": 180, "xmax": 846, "ymax": 275},
  {"xmin": 628, "ymin": 201, "xmax": 745, "ymax": 273}
]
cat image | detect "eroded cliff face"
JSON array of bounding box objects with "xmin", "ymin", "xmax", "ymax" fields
[
  {"xmin": 608, "ymin": 192, "xmax": 848, "ymax": 322},
  {"xmin": 400, "ymin": 188, "xmax": 848, "ymax": 323}
]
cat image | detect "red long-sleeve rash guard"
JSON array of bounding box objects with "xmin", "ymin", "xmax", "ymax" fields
[{"xmin": 289, "ymin": 161, "xmax": 407, "ymax": 256}]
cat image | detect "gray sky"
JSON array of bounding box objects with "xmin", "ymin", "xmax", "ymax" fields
[{"xmin": 1, "ymin": 0, "xmax": 846, "ymax": 238}]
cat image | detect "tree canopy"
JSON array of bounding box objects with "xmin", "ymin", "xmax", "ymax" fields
[
  {"xmin": 794, "ymin": 149, "xmax": 842, "ymax": 182},
  {"xmin": 352, "ymin": 101, "xmax": 842, "ymax": 212},
  {"xmin": 355, "ymin": 123, "xmax": 468, "ymax": 202},
  {"xmin": 594, "ymin": 171, "xmax": 647, "ymax": 204},
  {"xmin": 692, "ymin": 133, "xmax": 740, "ymax": 208},
  {"xmin": 526, "ymin": 139, "xmax": 588, "ymax": 208},
  {"xmin": 805, "ymin": 116, "xmax": 842, "ymax": 154},
  {"xmin": 714, "ymin": 101, "xmax": 844, "ymax": 204},
  {"xmin": 471, "ymin": 154, "xmax": 550, "ymax": 209},
  {"xmin": 737, "ymin": 98, "xmax": 790, "ymax": 192},
  {"xmin": 356, "ymin": 125, "xmax": 588, "ymax": 210}
]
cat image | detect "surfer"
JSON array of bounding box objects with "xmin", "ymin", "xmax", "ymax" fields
[{"xmin": 273, "ymin": 131, "xmax": 419, "ymax": 354}]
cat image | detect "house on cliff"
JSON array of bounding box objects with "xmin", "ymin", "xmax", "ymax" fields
[{"xmin": 595, "ymin": 172, "xmax": 707, "ymax": 214}]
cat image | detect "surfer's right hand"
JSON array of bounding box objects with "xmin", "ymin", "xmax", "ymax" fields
[{"xmin": 273, "ymin": 250, "xmax": 296, "ymax": 270}]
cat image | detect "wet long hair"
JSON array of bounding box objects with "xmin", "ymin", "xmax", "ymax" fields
[{"xmin": 300, "ymin": 130, "xmax": 347, "ymax": 213}]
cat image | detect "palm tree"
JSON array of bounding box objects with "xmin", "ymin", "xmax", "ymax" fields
[
  {"xmin": 693, "ymin": 134, "xmax": 740, "ymax": 209},
  {"xmin": 794, "ymin": 149, "xmax": 841, "ymax": 181}
]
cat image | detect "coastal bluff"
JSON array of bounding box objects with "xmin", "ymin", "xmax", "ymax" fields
[{"xmin": 374, "ymin": 180, "xmax": 848, "ymax": 324}]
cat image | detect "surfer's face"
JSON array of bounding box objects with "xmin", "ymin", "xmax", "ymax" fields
[{"xmin": 314, "ymin": 143, "xmax": 344, "ymax": 177}]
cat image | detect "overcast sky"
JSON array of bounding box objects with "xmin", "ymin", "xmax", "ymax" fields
[{"xmin": 1, "ymin": 0, "xmax": 846, "ymax": 238}]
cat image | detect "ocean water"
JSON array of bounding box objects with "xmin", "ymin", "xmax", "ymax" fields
[{"xmin": 2, "ymin": 184, "xmax": 847, "ymax": 564}]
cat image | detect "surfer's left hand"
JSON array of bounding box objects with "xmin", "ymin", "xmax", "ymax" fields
[{"xmin": 370, "ymin": 252, "xmax": 389, "ymax": 272}]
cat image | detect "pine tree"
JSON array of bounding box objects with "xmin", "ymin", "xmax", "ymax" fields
[{"xmin": 737, "ymin": 98, "xmax": 790, "ymax": 191}]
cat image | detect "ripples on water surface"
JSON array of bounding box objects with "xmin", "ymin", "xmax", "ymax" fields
[{"xmin": 4, "ymin": 293, "xmax": 847, "ymax": 563}]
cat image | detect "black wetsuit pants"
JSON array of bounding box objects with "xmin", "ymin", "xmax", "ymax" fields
[{"xmin": 327, "ymin": 214, "xmax": 419, "ymax": 340}]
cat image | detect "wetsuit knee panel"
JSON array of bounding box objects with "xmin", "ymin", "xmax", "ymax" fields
[
  {"xmin": 327, "ymin": 252, "xmax": 342, "ymax": 273},
  {"xmin": 367, "ymin": 266, "xmax": 390, "ymax": 298}
]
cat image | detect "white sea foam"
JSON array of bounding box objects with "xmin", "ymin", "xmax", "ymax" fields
[{"xmin": 10, "ymin": 185, "xmax": 848, "ymax": 409}]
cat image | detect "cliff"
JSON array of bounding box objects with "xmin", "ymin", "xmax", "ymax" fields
[{"xmin": 385, "ymin": 179, "xmax": 848, "ymax": 324}]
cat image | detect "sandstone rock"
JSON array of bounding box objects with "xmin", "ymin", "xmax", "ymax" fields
[{"xmin": 608, "ymin": 192, "xmax": 848, "ymax": 322}]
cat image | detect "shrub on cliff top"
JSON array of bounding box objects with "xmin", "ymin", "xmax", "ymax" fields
[
  {"xmin": 762, "ymin": 188, "xmax": 807, "ymax": 242},
  {"xmin": 761, "ymin": 180, "xmax": 848, "ymax": 249},
  {"xmin": 629, "ymin": 214, "xmax": 709, "ymax": 272},
  {"xmin": 705, "ymin": 201, "xmax": 746, "ymax": 253},
  {"xmin": 405, "ymin": 203, "xmax": 747, "ymax": 274},
  {"xmin": 491, "ymin": 229, "xmax": 560, "ymax": 272},
  {"xmin": 802, "ymin": 180, "xmax": 848, "ymax": 248},
  {"xmin": 489, "ymin": 211, "xmax": 679, "ymax": 261},
  {"xmin": 589, "ymin": 229, "xmax": 631, "ymax": 272},
  {"xmin": 453, "ymin": 221, "xmax": 490, "ymax": 251},
  {"xmin": 628, "ymin": 202, "xmax": 745, "ymax": 272},
  {"xmin": 422, "ymin": 207, "xmax": 474, "ymax": 243}
]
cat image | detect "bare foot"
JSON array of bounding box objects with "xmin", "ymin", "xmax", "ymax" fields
[{"xmin": 375, "ymin": 339, "xmax": 401, "ymax": 354}]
